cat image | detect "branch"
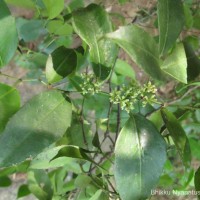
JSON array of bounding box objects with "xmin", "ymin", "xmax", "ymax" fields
[
  {"xmin": 80, "ymin": 97, "xmax": 89, "ymax": 149},
  {"xmin": 165, "ymin": 86, "xmax": 200, "ymax": 106},
  {"xmin": 115, "ymin": 85, "xmax": 121, "ymax": 143}
]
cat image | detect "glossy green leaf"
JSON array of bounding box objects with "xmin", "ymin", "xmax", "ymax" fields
[
  {"xmin": 148, "ymin": 110, "xmax": 163, "ymax": 132},
  {"xmin": 158, "ymin": 0, "xmax": 184, "ymax": 55},
  {"xmin": 184, "ymin": 41, "xmax": 200, "ymax": 81},
  {"xmin": 161, "ymin": 43, "xmax": 187, "ymax": 83},
  {"xmin": 28, "ymin": 169, "xmax": 53, "ymax": 200},
  {"xmin": 43, "ymin": 0, "xmax": 64, "ymax": 19},
  {"xmin": 0, "ymin": 0, "xmax": 18, "ymax": 67},
  {"xmin": 114, "ymin": 59, "xmax": 135, "ymax": 79},
  {"xmin": 51, "ymin": 145, "xmax": 91, "ymax": 162},
  {"xmin": 72, "ymin": 4, "xmax": 118, "ymax": 79},
  {"xmin": 46, "ymin": 55, "xmax": 62, "ymax": 83},
  {"xmin": 106, "ymin": 25, "xmax": 165, "ymax": 81},
  {"xmin": 195, "ymin": 166, "xmax": 200, "ymax": 199},
  {"xmin": 115, "ymin": 114, "xmax": 166, "ymax": 200},
  {"xmin": 0, "ymin": 91, "xmax": 72, "ymax": 167},
  {"xmin": 161, "ymin": 108, "xmax": 191, "ymax": 167},
  {"xmin": 46, "ymin": 47, "xmax": 77, "ymax": 83},
  {"xmin": 17, "ymin": 184, "xmax": 31, "ymax": 198},
  {"xmin": 0, "ymin": 83, "xmax": 20, "ymax": 133},
  {"xmin": 0, "ymin": 176, "xmax": 12, "ymax": 187}
]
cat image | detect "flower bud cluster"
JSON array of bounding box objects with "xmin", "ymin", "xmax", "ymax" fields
[
  {"xmin": 80, "ymin": 73, "xmax": 102, "ymax": 95},
  {"xmin": 110, "ymin": 81, "xmax": 158, "ymax": 113}
]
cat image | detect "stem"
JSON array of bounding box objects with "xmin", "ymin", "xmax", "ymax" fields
[
  {"xmin": 105, "ymin": 176, "xmax": 117, "ymax": 194},
  {"xmin": 101, "ymin": 102, "xmax": 115, "ymax": 147},
  {"xmin": 0, "ymin": 71, "xmax": 20, "ymax": 80},
  {"xmin": 89, "ymin": 151, "xmax": 114, "ymax": 172},
  {"xmin": 165, "ymin": 86, "xmax": 200, "ymax": 106},
  {"xmin": 101, "ymin": 55, "xmax": 117, "ymax": 147},
  {"xmin": 115, "ymin": 86, "xmax": 121, "ymax": 143},
  {"xmin": 80, "ymin": 97, "xmax": 88, "ymax": 149}
]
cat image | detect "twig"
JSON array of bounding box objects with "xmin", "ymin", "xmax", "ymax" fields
[
  {"xmin": 104, "ymin": 176, "xmax": 117, "ymax": 194},
  {"xmin": 115, "ymin": 86, "xmax": 121, "ymax": 143},
  {"xmin": 165, "ymin": 86, "xmax": 200, "ymax": 106},
  {"xmin": 101, "ymin": 56, "xmax": 118, "ymax": 147},
  {"xmin": 0, "ymin": 71, "xmax": 21, "ymax": 80},
  {"xmin": 80, "ymin": 97, "xmax": 88, "ymax": 149}
]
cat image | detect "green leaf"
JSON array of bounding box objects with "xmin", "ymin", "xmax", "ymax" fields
[
  {"xmin": 189, "ymin": 139, "xmax": 200, "ymax": 160},
  {"xmin": 49, "ymin": 167, "xmax": 76, "ymax": 195},
  {"xmin": 161, "ymin": 43, "xmax": 187, "ymax": 83},
  {"xmin": 67, "ymin": 0, "xmax": 84, "ymax": 12},
  {"xmin": 111, "ymin": 72, "xmax": 125, "ymax": 85},
  {"xmin": 42, "ymin": 0, "xmax": 64, "ymax": 19},
  {"xmin": 114, "ymin": 59, "xmax": 135, "ymax": 79},
  {"xmin": 89, "ymin": 189, "xmax": 108, "ymax": 200},
  {"xmin": 92, "ymin": 131, "xmax": 101, "ymax": 151},
  {"xmin": 47, "ymin": 20, "xmax": 73, "ymax": 36},
  {"xmin": 114, "ymin": 114, "xmax": 166, "ymax": 200},
  {"xmin": 28, "ymin": 169, "xmax": 53, "ymax": 200},
  {"xmin": 0, "ymin": 176, "xmax": 12, "ymax": 187},
  {"xmin": 161, "ymin": 108, "xmax": 191, "ymax": 167},
  {"xmin": 16, "ymin": 18, "xmax": 47, "ymax": 42},
  {"xmin": 0, "ymin": 83, "xmax": 20, "ymax": 133},
  {"xmin": 193, "ymin": 10, "xmax": 200, "ymax": 29},
  {"xmin": 183, "ymin": 4, "xmax": 193, "ymax": 28},
  {"xmin": 64, "ymin": 115, "xmax": 93, "ymax": 149},
  {"xmin": 0, "ymin": 91, "xmax": 72, "ymax": 167},
  {"xmin": 148, "ymin": 110, "xmax": 163, "ymax": 132},
  {"xmin": 0, "ymin": 0, "xmax": 18, "ymax": 67},
  {"xmin": 106, "ymin": 25, "xmax": 165, "ymax": 81},
  {"xmin": 46, "ymin": 47, "xmax": 77, "ymax": 83},
  {"xmin": 183, "ymin": 41, "xmax": 200, "ymax": 81},
  {"xmin": 30, "ymin": 146, "xmax": 82, "ymax": 173},
  {"xmin": 51, "ymin": 145, "xmax": 91, "ymax": 162},
  {"xmin": 195, "ymin": 166, "xmax": 200, "ymax": 200},
  {"xmin": 118, "ymin": 0, "xmax": 130, "ymax": 4},
  {"xmin": 0, "ymin": 161, "xmax": 30, "ymax": 178},
  {"xmin": 17, "ymin": 184, "xmax": 31, "ymax": 198},
  {"xmin": 5, "ymin": 0, "xmax": 35, "ymax": 8},
  {"xmin": 158, "ymin": 0, "xmax": 184, "ymax": 55},
  {"xmin": 75, "ymin": 174, "xmax": 92, "ymax": 189},
  {"xmin": 72, "ymin": 4, "xmax": 118, "ymax": 80}
]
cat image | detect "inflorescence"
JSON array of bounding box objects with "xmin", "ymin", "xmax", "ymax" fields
[
  {"xmin": 80, "ymin": 72, "xmax": 158, "ymax": 113},
  {"xmin": 110, "ymin": 81, "xmax": 158, "ymax": 113},
  {"xmin": 80, "ymin": 73, "xmax": 102, "ymax": 95}
]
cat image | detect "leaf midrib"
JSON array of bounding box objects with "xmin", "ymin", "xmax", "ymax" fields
[
  {"xmin": 0, "ymin": 87, "xmax": 16, "ymax": 100},
  {"xmin": 132, "ymin": 116, "xmax": 142, "ymax": 194},
  {"xmin": 160, "ymin": 0, "xmax": 169, "ymax": 55},
  {"xmin": 55, "ymin": 51, "xmax": 74, "ymax": 73}
]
